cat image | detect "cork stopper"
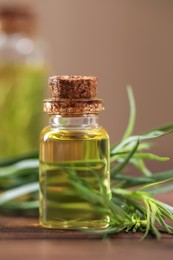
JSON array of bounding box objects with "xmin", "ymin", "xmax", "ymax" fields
[
  {"xmin": 0, "ymin": 5, "xmax": 36, "ymax": 35},
  {"xmin": 44, "ymin": 75, "xmax": 104, "ymax": 115},
  {"xmin": 48, "ymin": 75, "xmax": 97, "ymax": 99}
]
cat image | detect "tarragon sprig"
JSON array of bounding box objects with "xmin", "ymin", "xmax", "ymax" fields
[{"xmin": 0, "ymin": 86, "xmax": 173, "ymax": 239}]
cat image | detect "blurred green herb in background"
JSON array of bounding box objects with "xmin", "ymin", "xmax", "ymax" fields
[{"xmin": 0, "ymin": 86, "xmax": 173, "ymax": 239}]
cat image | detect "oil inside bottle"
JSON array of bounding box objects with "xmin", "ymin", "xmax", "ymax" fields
[{"xmin": 39, "ymin": 126, "xmax": 110, "ymax": 229}]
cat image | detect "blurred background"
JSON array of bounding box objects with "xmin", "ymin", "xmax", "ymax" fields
[{"xmin": 0, "ymin": 0, "xmax": 173, "ymax": 169}]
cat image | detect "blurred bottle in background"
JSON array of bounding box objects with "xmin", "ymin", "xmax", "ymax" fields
[{"xmin": 0, "ymin": 4, "xmax": 48, "ymax": 158}]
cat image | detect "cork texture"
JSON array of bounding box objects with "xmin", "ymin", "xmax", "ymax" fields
[
  {"xmin": 43, "ymin": 99, "xmax": 104, "ymax": 115},
  {"xmin": 48, "ymin": 75, "xmax": 97, "ymax": 99},
  {"xmin": 44, "ymin": 75, "xmax": 103, "ymax": 115}
]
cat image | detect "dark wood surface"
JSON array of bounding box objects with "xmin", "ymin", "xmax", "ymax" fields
[
  {"xmin": 0, "ymin": 214, "xmax": 172, "ymax": 260},
  {"xmin": 0, "ymin": 192, "xmax": 172, "ymax": 259},
  {"xmin": 0, "ymin": 215, "xmax": 149, "ymax": 240}
]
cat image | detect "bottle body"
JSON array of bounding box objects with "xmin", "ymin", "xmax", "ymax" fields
[
  {"xmin": 39, "ymin": 115, "xmax": 110, "ymax": 229},
  {"xmin": 0, "ymin": 32, "xmax": 47, "ymax": 157}
]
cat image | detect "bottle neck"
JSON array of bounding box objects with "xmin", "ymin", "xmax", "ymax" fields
[{"xmin": 50, "ymin": 114, "xmax": 100, "ymax": 130}]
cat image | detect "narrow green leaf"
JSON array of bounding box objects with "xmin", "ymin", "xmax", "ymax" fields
[
  {"xmin": 159, "ymin": 202, "xmax": 173, "ymax": 214},
  {"xmin": 111, "ymin": 132, "xmax": 161, "ymax": 155},
  {"xmin": 121, "ymin": 86, "xmax": 136, "ymax": 141},
  {"xmin": 142, "ymin": 200, "xmax": 151, "ymax": 239},
  {"xmin": 0, "ymin": 150, "xmax": 39, "ymax": 167},
  {"xmin": 157, "ymin": 215, "xmax": 173, "ymax": 234},
  {"xmin": 137, "ymin": 178, "xmax": 173, "ymax": 191},
  {"xmin": 149, "ymin": 201, "xmax": 161, "ymax": 239},
  {"xmin": 1, "ymin": 200, "xmax": 39, "ymax": 209},
  {"xmin": 0, "ymin": 159, "xmax": 39, "ymax": 178},
  {"xmin": 0, "ymin": 183, "xmax": 39, "ymax": 205},
  {"xmin": 111, "ymin": 129, "xmax": 173, "ymax": 154},
  {"xmin": 145, "ymin": 184, "xmax": 173, "ymax": 195},
  {"xmin": 110, "ymin": 143, "xmax": 153, "ymax": 159},
  {"xmin": 111, "ymin": 140, "xmax": 139, "ymax": 177},
  {"xmin": 143, "ymin": 123, "xmax": 173, "ymax": 135},
  {"xmin": 129, "ymin": 153, "xmax": 169, "ymax": 161},
  {"xmin": 114, "ymin": 170, "xmax": 173, "ymax": 189},
  {"xmin": 113, "ymin": 174, "xmax": 152, "ymax": 188},
  {"xmin": 151, "ymin": 170, "xmax": 173, "ymax": 181}
]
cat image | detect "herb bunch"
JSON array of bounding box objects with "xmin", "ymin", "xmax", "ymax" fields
[{"xmin": 0, "ymin": 87, "xmax": 173, "ymax": 239}]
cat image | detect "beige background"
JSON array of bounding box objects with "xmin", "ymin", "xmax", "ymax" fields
[{"xmin": 1, "ymin": 0, "xmax": 173, "ymax": 169}]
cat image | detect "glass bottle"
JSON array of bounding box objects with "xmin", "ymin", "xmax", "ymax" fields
[
  {"xmin": 0, "ymin": 5, "xmax": 47, "ymax": 158},
  {"xmin": 39, "ymin": 75, "xmax": 111, "ymax": 229}
]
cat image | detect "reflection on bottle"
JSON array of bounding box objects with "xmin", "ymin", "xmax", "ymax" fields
[{"xmin": 0, "ymin": 4, "xmax": 48, "ymax": 158}]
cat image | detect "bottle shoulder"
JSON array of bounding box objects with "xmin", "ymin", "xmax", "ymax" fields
[{"xmin": 40, "ymin": 125, "xmax": 109, "ymax": 141}]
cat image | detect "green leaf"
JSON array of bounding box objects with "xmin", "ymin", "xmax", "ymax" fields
[
  {"xmin": 145, "ymin": 184, "xmax": 173, "ymax": 195},
  {"xmin": 0, "ymin": 151, "xmax": 39, "ymax": 167},
  {"xmin": 111, "ymin": 140, "xmax": 139, "ymax": 177},
  {"xmin": 113, "ymin": 175, "xmax": 153, "ymax": 188},
  {"xmin": 0, "ymin": 183, "xmax": 39, "ymax": 205},
  {"xmin": 121, "ymin": 86, "xmax": 136, "ymax": 141},
  {"xmin": 0, "ymin": 86, "xmax": 173, "ymax": 240},
  {"xmin": 111, "ymin": 129, "xmax": 173, "ymax": 155},
  {"xmin": 160, "ymin": 202, "xmax": 173, "ymax": 214},
  {"xmin": 151, "ymin": 170, "xmax": 173, "ymax": 181},
  {"xmin": 129, "ymin": 153, "xmax": 169, "ymax": 161},
  {"xmin": 143, "ymin": 122, "xmax": 173, "ymax": 134},
  {"xmin": 137, "ymin": 178, "xmax": 173, "ymax": 192},
  {"xmin": 0, "ymin": 159, "xmax": 39, "ymax": 178}
]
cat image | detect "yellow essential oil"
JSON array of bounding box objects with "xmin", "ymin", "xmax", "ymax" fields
[{"xmin": 39, "ymin": 75, "xmax": 111, "ymax": 229}]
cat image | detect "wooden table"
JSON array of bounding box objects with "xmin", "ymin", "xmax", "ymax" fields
[
  {"xmin": 0, "ymin": 214, "xmax": 173, "ymax": 260},
  {"xmin": 0, "ymin": 189, "xmax": 172, "ymax": 259}
]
